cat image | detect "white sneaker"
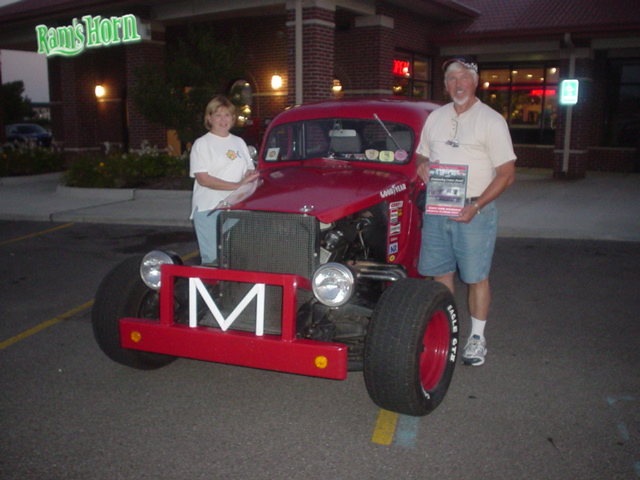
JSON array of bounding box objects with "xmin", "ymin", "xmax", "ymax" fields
[{"xmin": 462, "ymin": 335, "xmax": 487, "ymax": 366}]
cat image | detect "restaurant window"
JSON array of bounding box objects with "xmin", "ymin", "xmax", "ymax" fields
[
  {"xmin": 605, "ymin": 61, "xmax": 640, "ymax": 147},
  {"xmin": 479, "ymin": 64, "xmax": 560, "ymax": 144},
  {"xmin": 393, "ymin": 52, "xmax": 431, "ymax": 99}
]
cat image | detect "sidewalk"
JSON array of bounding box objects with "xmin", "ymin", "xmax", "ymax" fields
[
  {"xmin": 497, "ymin": 169, "xmax": 640, "ymax": 242},
  {"xmin": 0, "ymin": 172, "xmax": 192, "ymax": 228},
  {"xmin": 1, "ymin": 169, "xmax": 639, "ymax": 241}
]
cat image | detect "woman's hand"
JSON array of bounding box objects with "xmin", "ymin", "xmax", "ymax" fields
[{"xmin": 241, "ymin": 170, "xmax": 260, "ymax": 185}]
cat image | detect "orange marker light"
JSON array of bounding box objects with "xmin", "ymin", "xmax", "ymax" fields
[
  {"xmin": 130, "ymin": 331, "xmax": 142, "ymax": 343},
  {"xmin": 314, "ymin": 356, "xmax": 328, "ymax": 369}
]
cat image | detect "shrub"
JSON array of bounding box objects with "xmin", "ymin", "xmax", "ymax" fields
[
  {"xmin": 64, "ymin": 142, "xmax": 190, "ymax": 189},
  {"xmin": 0, "ymin": 142, "xmax": 65, "ymax": 177}
]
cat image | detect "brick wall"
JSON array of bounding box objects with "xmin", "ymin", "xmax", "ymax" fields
[
  {"xmin": 552, "ymin": 57, "xmax": 594, "ymax": 179},
  {"xmin": 514, "ymin": 145, "xmax": 554, "ymax": 168},
  {"xmin": 587, "ymin": 147, "xmax": 639, "ymax": 172},
  {"xmin": 287, "ymin": 6, "xmax": 335, "ymax": 104},
  {"xmin": 41, "ymin": 5, "xmax": 638, "ymax": 172},
  {"xmin": 125, "ymin": 41, "xmax": 166, "ymax": 150}
]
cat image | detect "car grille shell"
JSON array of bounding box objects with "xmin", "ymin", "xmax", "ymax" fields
[{"xmin": 215, "ymin": 210, "xmax": 320, "ymax": 335}]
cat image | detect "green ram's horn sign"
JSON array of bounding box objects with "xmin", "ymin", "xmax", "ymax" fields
[{"xmin": 36, "ymin": 14, "xmax": 144, "ymax": 57}]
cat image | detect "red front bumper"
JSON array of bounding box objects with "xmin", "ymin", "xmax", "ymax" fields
[{"xmin": 119, "ymin": 264, "xmax": 348, "ymax": 380}]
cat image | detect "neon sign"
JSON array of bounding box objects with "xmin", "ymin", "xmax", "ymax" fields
[
  {"xmin": 530, "ymin": 89, "xmax": 556, "ymax": 96},
  {"xmin": 393, "ymin": 60, "xmax": 410, "ymax": 77},
  {"xmin": 36, "ymin": 14, "xmax": 143, "ymax": 57}
]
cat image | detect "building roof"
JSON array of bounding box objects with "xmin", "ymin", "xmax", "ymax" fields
[
  {"xmin": 431, "ymin": 0, "xmax": 640, "ymax": 42},
  {"xmin": 1, "ymin": 0, "xmax": 639, "ymax": 49}
]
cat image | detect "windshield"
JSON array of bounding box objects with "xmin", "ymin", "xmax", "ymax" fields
[{"xmin": 262, "ymin": 118, "xmax": 414, "ymax": 164}]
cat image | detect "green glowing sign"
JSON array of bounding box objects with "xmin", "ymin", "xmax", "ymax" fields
[
  {"xmin": 36, "ymin": 14, "xmax": 143, "ymax": 57},
  {"xmin": 560, "ymin": 79, "xmax": 579, "ymax": 105}
]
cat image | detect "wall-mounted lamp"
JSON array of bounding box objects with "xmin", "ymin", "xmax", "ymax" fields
[
  {"xmin": 271, "ymin": 74, "xmax": 282, "ymax": 90},
  {"xmin": 95, "ymin": 85, "xmax": 106, "ymax": 98},
  {"xmin": 332, "ymin": 79, "xmax": 342, "ymax": 93}
]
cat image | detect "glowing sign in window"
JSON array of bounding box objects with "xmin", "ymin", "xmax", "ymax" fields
[
  {"xmin": 393, "ymin": 60, "xmax": 410, "ymax": 77},
  {"xmin": 530, "ymin": 90, "xmax": 557, "ymax": 96}
]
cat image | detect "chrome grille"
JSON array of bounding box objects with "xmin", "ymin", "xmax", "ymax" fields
[{"xmin": 214, "ymin": 210, "xmax": 319, "ymax": 335}]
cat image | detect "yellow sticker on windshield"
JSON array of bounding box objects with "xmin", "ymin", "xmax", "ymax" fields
[{"xmin": 379, "ymin": 150, "xmax": 394, "ymax": 162}]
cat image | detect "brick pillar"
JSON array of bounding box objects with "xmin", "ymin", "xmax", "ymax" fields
[
  {"xmin": 125, "ymin": 39, "xmax": 167, "ymax": 150},
  {"xmin": 48, "ymin": 47, "xmax": 129, "ymax": 155},
  {"xmin": 48, "ymin": 53, "xmax": 102, "ymax": 153},
  {"xmin": 337, "ymin": 15, "xmax": 394, "ymax": 96},
  {"xmin": 286, "ymin": 3, "xmax": 335, "ymax": 105},
  {"xmin": 553, "ymin": 56, "xmax": 594, "ymax": 180}
]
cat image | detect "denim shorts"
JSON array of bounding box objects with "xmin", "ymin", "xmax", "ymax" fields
[
  {"xmin": 192, "ymin": 207, "xmax": 221, "ymax": 264},
  {"xmin": 418, "ymin": 201, "xmax": 498, "ymax": 284}
]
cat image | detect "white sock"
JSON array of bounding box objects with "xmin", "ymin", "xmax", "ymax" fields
[{"xmin": 470, "ymin": 316, "xmax": 486, "ymax": 338}]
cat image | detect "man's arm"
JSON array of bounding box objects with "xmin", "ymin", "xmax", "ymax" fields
[
  {"xmin": 416, "ymin": 154, "xmax": 430, "ymax": 183},
  {"xmin": 451, "ymin": 160, "xmax": 515, "ymax": 223},
  {"xmin": 474, "ymin": 160, "xmax": 515, "ymax": 210}
]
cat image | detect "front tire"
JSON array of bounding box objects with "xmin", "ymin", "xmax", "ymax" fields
[
  {"xmin": 364, "ymin": 278, "xmax": 458, "ymax": 416},
  {"xmin": 92, "ymin": 255, "xmax": 176, "ymax": 370}
]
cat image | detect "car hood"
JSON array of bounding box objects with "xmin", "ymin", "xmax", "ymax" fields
[{"xmin": 220, "ymin": 164, "xmax": 411, "ymax": 223}]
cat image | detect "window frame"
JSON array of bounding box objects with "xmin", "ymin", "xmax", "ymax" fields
[
  {"xmin": 478, "ymin": 62, "xmax": 560, "ymax": 145},
  {"xmin": 393, "ymin": 51, "xmax": 432, "ymax": 100}
]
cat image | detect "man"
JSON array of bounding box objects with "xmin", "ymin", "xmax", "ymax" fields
[{"xmin": 416, "ymin": 57, "xmax": 516, "ymax": 366}]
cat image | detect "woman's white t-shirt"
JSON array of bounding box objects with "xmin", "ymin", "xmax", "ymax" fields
[{"xmin": 189, "ymin": 132, "xmax": 254, "ymax": 218}]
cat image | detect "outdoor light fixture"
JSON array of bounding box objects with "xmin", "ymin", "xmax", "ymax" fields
[
  {"xmin": 332, "ymin": 79, "xmax": 342, "ymax": 93},
  {"xmin": 271, "ymin": 73, "xmax": 282, "ymax": 90},
  {"xmin": 95, "ymin": 85, "xmax": 106, "ymax": 98}
]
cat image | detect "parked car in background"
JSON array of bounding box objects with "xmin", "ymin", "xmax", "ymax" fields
[{"xmin": 5, "ymin": 123, "xmax": 53, "ymax": 147}]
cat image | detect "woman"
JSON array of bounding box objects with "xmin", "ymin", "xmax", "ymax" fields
[{"xmin": 190, "ymin": 95, "xmax": 259, "ymax": 264}]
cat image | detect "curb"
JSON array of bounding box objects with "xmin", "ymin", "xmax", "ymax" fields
[
  {"xmin": 0, "ymin": 171, "xmax": 64, "ymax": 186},
  {"xmin": 55, "ymin": 184, "xmax": 136, "ymax": 201},
  {"xmin": 134, "ymin": 189, "xmax": 191, "ymax": 200}
]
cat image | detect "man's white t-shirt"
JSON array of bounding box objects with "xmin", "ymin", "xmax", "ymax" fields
[
  {"xmin": 416, "ymin": 99, "xmax": 516, "ymax": 197},
  {"xmin": 189, "ymin": 132, "xmax": 254, "ymax": 218}
]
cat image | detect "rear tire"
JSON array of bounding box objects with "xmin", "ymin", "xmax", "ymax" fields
[
  {"xmin": 364, "ymin": 278, "xmax": 458, "ymax": 416},
  {"xmin": 92, "ymin": 255, "xmax": 176, "ymax": 370}
]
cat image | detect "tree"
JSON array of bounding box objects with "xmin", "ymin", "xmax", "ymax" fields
[
  {"xmin": 2, "ymin": 80, "xmax": 33, "ymax": 124},
  {"xmin": 132, "ymin": 27, "xmax": 246, "ymax": 145}
]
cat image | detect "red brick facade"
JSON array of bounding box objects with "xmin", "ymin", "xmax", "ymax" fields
[
  {"xmin": 17, "ymin": 1, "xmax": 636, "ymax": 176},
  {"xmin": 125, "ymin": 41, "xmax": 166, "ymax": 150},
  {"xmin": 48, "ymin": 45, "xmax": 129, "ymax": 153}
]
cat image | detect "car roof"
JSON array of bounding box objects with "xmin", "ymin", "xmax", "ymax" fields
[{"xmin": 271, "ymin": 97, "xmax": 441, "ymax": 131}]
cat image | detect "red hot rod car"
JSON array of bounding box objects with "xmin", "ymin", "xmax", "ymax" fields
[{"xmin": 92, "ymin": 98, "xmax": 460, "ymax": 417}]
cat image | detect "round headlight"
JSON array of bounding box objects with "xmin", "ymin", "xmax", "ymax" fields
[
  {"xmin": 140, "ymin": 250, "xmax": 180, "ymax": 290},
  {"xmin": 312, "ymin": 263, "xmax": 355, "ymax": 307}
]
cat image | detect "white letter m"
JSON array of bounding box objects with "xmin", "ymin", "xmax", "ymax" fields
[{"xmin": 189, "ymin": 278, "xmax": 266, "ymax": 335}]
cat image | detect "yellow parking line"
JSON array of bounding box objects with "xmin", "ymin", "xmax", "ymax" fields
[
  {"xmin": 0, "ymin": 222, "xmax": 75, "ymax": 246},
  {"xmin": 371, "ymin": 409, "xmax": 399, "ymax": 445},
  {"xmin": 0, "ymin": 299, "xmax": 94, "ymax": 351}
]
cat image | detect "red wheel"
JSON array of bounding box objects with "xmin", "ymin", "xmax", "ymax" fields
[
  {"xmin": 420, "ymin": 310, "xmax": 451, "ymax": 391},
  {"xmin": 364, "ymin": 278, "xmax": 458, "ymax": 416}
]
